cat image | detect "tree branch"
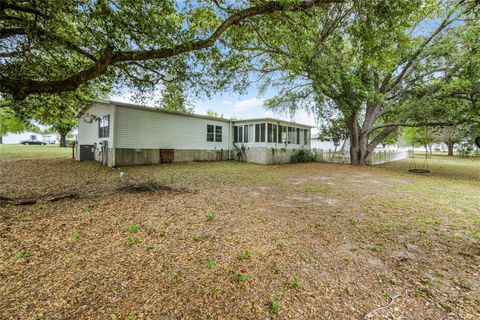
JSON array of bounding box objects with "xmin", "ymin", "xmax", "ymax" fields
[
  {"xmin": 0, "ymin": 1, "xmax": 52, "ymax": 19},
  {"xmin": 381, "ymin": 3, "xmax": 462, "ymax": 93},
  {"xmin": 368, "ymin": 118, "xmax": 476, "ymax": 133},
  {"xmin": 367, "ymin": 125, "xmax": 397, "ymax": 153},
  {"xmin": 1, "ymin": 0, "xmax": 343, "ymax": 100}
]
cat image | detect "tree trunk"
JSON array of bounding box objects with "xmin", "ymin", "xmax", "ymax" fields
[
  {"xmin": 447, "ymin": 140, "xmax": 454, "ymax": 156},
  {"xmin": 348, "ymin": 121, "xmax": 370, "ymax": 165},
  {"xmin": 59, "ymin": 132, "xmax": 67, "ymax": 147}
]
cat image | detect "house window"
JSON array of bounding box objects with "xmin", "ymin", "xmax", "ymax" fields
[
  {"xmin": 30, "ymin": 135, "xmax": 37, "ymax": 141},
  {"xmin": 268, "ymin": 123, "xmax": 278, "ymax": 143},
  {"xmin": 279, "ymin": 125, "xmax": 287, "ymax": 143},
  {"xmin": 233, "ymin": 125, "xmax": 238, "ymax": 143},
  {"xmin": 260, "ymin": 123, "xmax": 266, "ymax": 142},
  {"xmin": 304, "ymin": 130, "xmax": 309, "ymax": 145},
  {"xmin": 267, "ymin": 123, "xmax": 273, "ymax": 143},
  {"xmin": 243, "ymin": 125, "xmax": 249, "ymax": 142},
  {"xmin": 255, "ymin": 124, "xmax": 260, "ymax": 142},
  {"xmin": 238, "ymin": 126, "xmax": 243, "ymax": 143},
  {"xmin": 215, "ymin": 126, "xmax": 222, "ymax": 142},
  {"xmin": 207, "ymin": 125, "xmax": 214, "ymax": 141},
  {"xmin": 287, "ymin": 127, "xmax": 294, "ymax": 144},
  {"xmin": 296, "ymin": 128, "xmax": 300, "ymax": 145},
  {"xmin": 98, "ymin": 115, "xmax": 110, "ymax": 138}
]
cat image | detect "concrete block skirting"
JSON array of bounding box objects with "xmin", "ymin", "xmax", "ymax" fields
[
  {"xmin": 244, "ymin": 147, "xmax": 306, "ymax": 164},
  {"xmin": 113, "ymin": 148, "xmax": 229, "ymax": 166}
]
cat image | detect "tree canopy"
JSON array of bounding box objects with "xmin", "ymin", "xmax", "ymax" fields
[
  {"xmin": 0, "ymin": 0, "xmax": 343, "ymax": 100},
  {"xmin": 224, "ymin": 0, "xmax": 479, "ymax": 164}
]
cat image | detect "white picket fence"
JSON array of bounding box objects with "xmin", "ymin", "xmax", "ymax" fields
[{"xmin": 312, "ymin": 149, "xmax": 412, "ymax": 165}]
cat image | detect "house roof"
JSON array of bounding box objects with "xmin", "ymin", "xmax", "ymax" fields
[
  {"xmin": 85, "ymin": 99, "xmax": 314, "ymax": 129},
  {"xmin": 233, "ymin": 118, "xmax": 314, "ymax": 129},
  {"xmin": 89, "ymin": 99, "xmax": 232, "ymax": 123}
]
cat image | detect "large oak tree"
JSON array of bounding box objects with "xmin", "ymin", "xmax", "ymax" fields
[
  {"xmin": 226, "ymin": 0, "xmax": 479, "ymax": 164},
  {"xmin": 0, "ymin": 0, "xmax": 343, "ymax": 100}
]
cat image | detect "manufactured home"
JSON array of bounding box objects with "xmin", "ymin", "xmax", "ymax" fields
[{"xmin": 76, "ymin": 100, "xmax": 312, "ymax": 166}]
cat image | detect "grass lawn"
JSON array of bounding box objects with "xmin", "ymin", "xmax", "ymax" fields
[
  {"xmin": 0, "ymin": 152, "xmax": 479, "ymax": 319},
  {"xmin": 0, "ymin": 144, "xmax": 72, "ymax": 160}
]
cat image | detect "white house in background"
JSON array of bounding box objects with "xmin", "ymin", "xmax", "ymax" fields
[
  {"xmin": 1, "ymin": 131, "xmax": 44, "ymax": 144},
  {"xmin": 76, "ymin": 99, "xmax": 313, "ymax": 166}
]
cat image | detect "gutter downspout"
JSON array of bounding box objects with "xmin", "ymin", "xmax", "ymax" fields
[
  {"xmin": 228, "ymin": 119, "xmax": 232, "ymax": 160},
  {"xmin": 111, "ymin": 103, "xmax": 117, "ymax": 168}
]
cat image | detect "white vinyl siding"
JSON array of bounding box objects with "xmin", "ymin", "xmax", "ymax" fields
[
  {"xmin": 77, "ymin": 102, "xmax": 114, "ymax": 146},
  {"xmin": 115, "ymin": 106, "xmax": 230, "ymax": 150}
]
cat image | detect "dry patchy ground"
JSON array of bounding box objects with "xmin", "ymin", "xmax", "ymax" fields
[{"xmin": 0, "ymin": 152, "xmax": 479, "ymax": 319}]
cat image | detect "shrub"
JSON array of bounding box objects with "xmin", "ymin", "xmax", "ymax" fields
[
  {"xmin": 233, "ymin": 143, "xmax": 246, "ymax": 162},
  {"xmin": 290, "ymin": 150, "xmax": 314, "ymax": 163}
]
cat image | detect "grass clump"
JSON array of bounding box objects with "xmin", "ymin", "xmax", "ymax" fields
[
  {"xmin": 206, "ymin": 259, "xmax": 216, "ymax": 269},
  {"xmin": 268, "ymin": 297, "xmax": 280, "ymax": 315},
  {"xmin": 233, "ymin": 271, "xmax": 254, "ymax": 283},
  {"xmin": 206, "ymin": 212, "xmax": 216, "ymax": 221},
  {"xmin": 72, "ymin": 233, "xmax": 81, "ymax": 242},
  {"xmin": 299, "ymin": 252, "xmax": 312, "ymax": 263},
  {"xmin": 14, "ymin": 251, "xmax": 32, "ymax": 261},
  {"xmin": 455, "ymin": 277, "xmax": 471, "ymax": 290},
  {"xmin": 126, "ymin": 224, "xmax": 139, "ymax": 233},
  {"xmin": 287, "ymin": 277, "xmax": 301, "ymax": 289},
  {"xmin": 237, "ymin": 250, "xmax": 253, "ymax": 261},
  {"xmin": 127, "ymin": 236, "xmax": 141, "ymax": 248}
]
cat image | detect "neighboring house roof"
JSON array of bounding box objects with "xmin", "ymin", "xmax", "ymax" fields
[{"xmin": 81, "ymin": 99, "xmax": 313, "ymax": 128}]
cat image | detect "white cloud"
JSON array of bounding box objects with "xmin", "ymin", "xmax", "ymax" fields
[{"xmin": 233, "ymin": 98, "xmax": 264, "ymax": 111}]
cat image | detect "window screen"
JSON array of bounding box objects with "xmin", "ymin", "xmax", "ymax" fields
[
  {"xmin": 99, "ymin": 115, "xmax": 110, "ymax": 138},
  {"xmin": 238, "ymin": 126, "xmax": 243, "ymax": 143},
  {"xmin": 243, "ymin": 125, "xmax": 249, "ymax": 142},
  {"xmin": 260, "ymin": 123, "xmax": 266, "ymax": 142},
  {"xmin": 233, "ymin": 126, "xmax": 238, "ymax": 143},
  {"xmin": 255, "ymin": 124, "xmax": 260, "ymax": 142},
  {"xmin": 267, "ymin": 123, "xmax": 273, "ymax": 143},
  {"xmin": 215, "ymin": 126, "xmax": 222, "ymax": 142},
  {"xmin": 207, "ymin": 125, "xmax": 214, "ymax": 141}
]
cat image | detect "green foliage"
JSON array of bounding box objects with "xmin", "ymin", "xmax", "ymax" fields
[
  {"xmin": 290, "ymin": 150, "xmax": 314, "ymax": 163},
  {"xmin": 127, "ymin": 236, "xmax": 141, "ymax": 248},
  {"xmin": 126, "ymin": 224, "xmax": 139, "ymax": 234},
  {"xmin": 287, "ymin": 277, "xmax": 301, "ymax": 289},
  {"xmin": 14, "ymin": 251, "xmax": 32, "ymax": 260},
  {"xmin": 268, "ymin": 297, "xmax": 280, "ymax": 315},
  {"xmin": 318, "ymin": 118, "xmax": 349, "ymax": 150},
  {"xmin": 206, "ymin": 212, "xmax": 216, "ymax": 221},
  {"xmin": 206, "ymin": 109, "xmax": 223, "ymax": 118},
  {"xmin": 4, "ymin": 84, "xmax": 110, "ymax": 146},
  {"xmin": 233, "ymin": 143, "xmax": 246, "ymax": 162},
  {"xmin": 206, "ymin": 259, "xmax": 216, "ymax": 269},
  {"xmin": 227, "ymin": 0, "xmax": 478, "ymax": 164},
  {"xmin": 233, "ymin": 271, "xmax": 254, "ymax": 283},
  {"xmin": 236, "ymin": 250, "xmax": 253, "ymax": 261},
  {"xmin": 0, "ymin": 1, "xmax": 331, "ymax": 101},
  {"xmin": 458, "ymin": 143, "xmax": 476, "ymax": 157},
  {"xmin": 161, "ymin": 66, "xmax": 194, "ymax": 113},
  {"xmin": 0, "ymin": 108, "xmax": 37, "ymax": 136}
]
